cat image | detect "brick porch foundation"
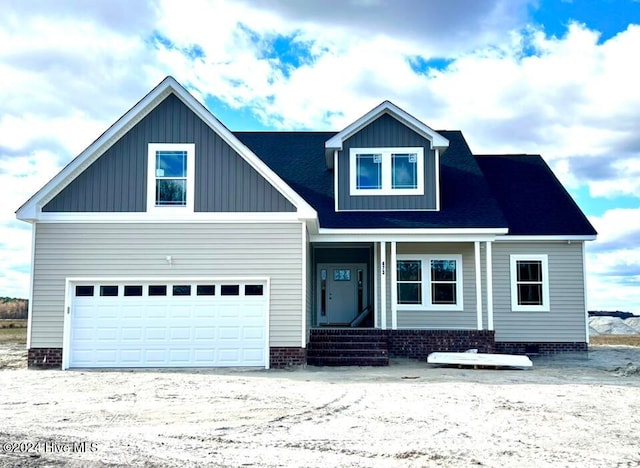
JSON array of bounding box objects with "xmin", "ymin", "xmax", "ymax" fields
[
  {"xmin": 495, "ymin": 341, "xmax": 588, "ymax": 355},
  {"xmin": 386, "ymin": 329, "xmax": 495, "ymax": 360}
]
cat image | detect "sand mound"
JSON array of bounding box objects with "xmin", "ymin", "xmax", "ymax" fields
[
  {"xmin": 589, "ymin": 316, "xmax": 638, "ymax": 335},
  {"xmin": 624, "ymin": 317, "xmax": 640, "ymax": 333}
]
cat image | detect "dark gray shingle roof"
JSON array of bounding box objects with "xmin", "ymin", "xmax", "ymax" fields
[{"xmin": 234, "ymin": 131, "xmax": 595, "ymax": 236}]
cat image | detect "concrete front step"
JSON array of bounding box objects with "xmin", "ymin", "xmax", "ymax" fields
[
  {"xmin": 307, "ymin": 356, "xmax": 389, "ymax": 367},
  {"xmin": 307, "ymin": 348, "xmax": 388, "ymax": 358},
  {"xmin": 307, "ymin": 341, "xmax": 388, "ymax": 351}
]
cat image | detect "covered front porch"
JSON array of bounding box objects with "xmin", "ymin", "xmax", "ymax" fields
[
  {"xmin": 309, "ymin": 236, "xmax": 498, "ymax": 332},
  {"xmin": 307, "ymin": 235, "xmax": 500, "ymax": 366}
]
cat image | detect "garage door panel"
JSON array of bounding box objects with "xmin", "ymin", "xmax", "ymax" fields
[
  {"xmin": 69, "ymin": 281, "xmax": 268, "ymax": 368},
  {"xmin": 170, "ymin": 328, "xmax": 192, "ymax": 340}
]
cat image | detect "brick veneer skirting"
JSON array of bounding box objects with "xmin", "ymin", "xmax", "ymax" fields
[
  {"xmin": 385, "ymin": 329, "xmax": 495, "ymax": 360},
  {"xmin": 495, "ymin": 341, "xmax": 588, "ymax": 355},
  {"xmin": 28, "ymin": 348, "xmax": 63, "ymax": 369},
  {"xmin": 270, "ymin": 347, "xmax": 306, "ymax": 368}
]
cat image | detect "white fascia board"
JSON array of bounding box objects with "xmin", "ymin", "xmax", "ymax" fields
[
  {"xmin": 496, "ymin": 235, "xmax": 597, "ymax": 242},
  {"xmin": 36, "ymin": 212, "xmax": 306, "ymax": 223},
  {"xmin": 325, "ymin": 101, "xmax": 449, "ymax": 150},
  {"xmin": 317, "ymin": 227, "xmax": 508, "ymax": 235},
  {"xmin": 310, "ymin": 229, "xmax": 507, "ymax": 243},
  {"xmin": 16, "ymin": 76, "xmax": 317, "ymax": 223}
]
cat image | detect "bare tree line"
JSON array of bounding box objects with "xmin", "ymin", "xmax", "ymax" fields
[{"xmin": 0, "ymin": 298, "xmax": 28, "ymax": 319}]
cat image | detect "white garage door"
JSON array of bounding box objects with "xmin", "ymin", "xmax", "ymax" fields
[{"xmin": 67, "ymin": 280, "xmax": 268, "ymax": 368}]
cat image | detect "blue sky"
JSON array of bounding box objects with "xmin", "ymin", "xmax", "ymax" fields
[{"xmin": 1, "ymin": 0, "xmax": 640, "ymax": 312}]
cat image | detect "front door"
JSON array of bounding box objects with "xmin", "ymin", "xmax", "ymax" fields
[{"xmin": 317, "ymin": 264, "xmax": 367, "ymax": 325}]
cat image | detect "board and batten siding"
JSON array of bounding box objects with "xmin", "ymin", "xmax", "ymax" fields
[
  {"xmin": 384, "ymin": 243, "xmax": 477, "ymax": 329},
  {"xmin": 43, "ymin": 93, "xmax": 295, "ymax": 213},
  {"xmin": 492, "ymin": 241, "xmax": 587, "ymax": 342},
  {"xmin": 30, "ymin": 222, "xmax": 303, "ymax": 348},
  {"xmin": 337, "ymin": 113, "xmax": 437, "ymax": 211}
]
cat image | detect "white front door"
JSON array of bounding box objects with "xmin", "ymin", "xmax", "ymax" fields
[
  {"xmin": 317, "ymin": 264, "xmax": 367, "ymax": 325},
  {"xmin": 66, "ymin": 280, "xmax": 268, "ymax": 369}
]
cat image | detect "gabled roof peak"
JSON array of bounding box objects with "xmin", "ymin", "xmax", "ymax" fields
[{"xmin": 325, "ymin": 100, "xmax": 449, "ymax": 151}]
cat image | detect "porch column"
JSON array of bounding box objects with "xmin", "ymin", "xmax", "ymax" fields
[
  {"xmin": 486, "ymin": 241, "xmax": 494, "ymax": 330},
  {"xmin": 474, "ymin": 241, "xmax": 483, "ymax": 330},
  {"xmin": 380, "ymin": 241, "xmax": 387, "ymax": 330},
  {"xmin": 390, "ymin": 241, "xmax": 398, "ymax": 330},
  {"xmin": 373, "ymin": 242, "xmax": 379, "ymax": 329}
]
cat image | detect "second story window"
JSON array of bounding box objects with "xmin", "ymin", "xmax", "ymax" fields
[
  {"xmin": 147, "ymin": 143, "xmax": 195, "ymax": 212},
  {"xmin": 350, "ymin": 147, "xmax": 424, "ymax": 196}
]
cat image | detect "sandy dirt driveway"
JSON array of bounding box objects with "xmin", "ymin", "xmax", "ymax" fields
[{"xmin": 1, "ymin": 345, "xmax": 640, "ymax": 468}]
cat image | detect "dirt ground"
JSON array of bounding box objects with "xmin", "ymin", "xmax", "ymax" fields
[{"xmin": 1, "ymin": 345, "xmax": 640, "ymax": 468}]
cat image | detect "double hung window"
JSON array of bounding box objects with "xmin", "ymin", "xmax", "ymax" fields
[
  {"xmin": 147, "ymin": 143, "xmax": 195, "ymax": 211},
  {"xmin": 510, "ymin": 255, "xmax": 550, "ymax": 311}
]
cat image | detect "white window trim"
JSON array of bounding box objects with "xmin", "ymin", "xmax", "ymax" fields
[
  {"xmin": 510, "ymin": 254, "xmax": 550, "ymax": 312},
  {"xmin": 147, "ymin": 143, "xmax": 195, "ymax": 212},
  {"xmin": 396, "ymin": 254, "xmax": 464, "ymax": 311},
  {"xmin": 349, "ymin": 147, "xmax": 424, "ymax": 196}
]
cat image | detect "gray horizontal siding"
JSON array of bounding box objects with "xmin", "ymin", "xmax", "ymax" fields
[
  {"xmin": 30, "ymin": 222, "xmax": 303, "ymax": 348},
  {"xmin": 492, "ymin": 242, "xmax": 586, "ymax": 342},
  {"xmin": 392, "ymin": 243, "xmax": 477, "ymax": 329},
  {"xmin": 44, "ymin": 93, "xmax": 295, "ymax": 213},
  {"xmin": 338, "ymin": 113, "xmax": 437, "ymax": 211}
]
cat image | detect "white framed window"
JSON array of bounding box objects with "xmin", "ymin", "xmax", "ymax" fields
[
  {"xmin": 396, "ymin": 254, "xmax": 463, "ymax": 311},
  {"xmin": 147, "ymin": 143, "xmax": 195, "ymax": 212},
  {"xmin": 349, "ymin": 147, "xmax": 424, "ymax": 196},
  {"xmin": 510, "ymin": 255, "xmax": 550, "ymax": 312}
]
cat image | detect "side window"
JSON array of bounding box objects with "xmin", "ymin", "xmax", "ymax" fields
[{"xmin": 510, "ymin": 255, "xmax": 550, "ymax": 312}]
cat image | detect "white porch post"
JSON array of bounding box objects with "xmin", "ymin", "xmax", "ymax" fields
[
  {"xmin": 486, "ymin": 241, "xmax": 494, "ymax": 331},
  {"xmin": 390, "ymin": 241, "xmax": 398, "ymax": 330},
  {"xmin": 474, "ymin": 241, "xmax": 483, "ymax": 330},
  {"xmin": 373, "ymin": 242, "xmax": 379, "ymax": 329},
  {"xmin": 380, "ymin": 241, "xmax": 387, "ymax": 330}
]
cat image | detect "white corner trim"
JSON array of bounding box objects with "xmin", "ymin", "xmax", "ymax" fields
[
  {"xmin": 301, "ymin": 222, "xmax": 307, "ymax": 348},
  {"xmin": 474, "ymin": 241, "xmax": 483, "ymax": 330},
  {"xmin": 334, "ymin": 150, "xmax": 339, "ymax": 212},
  {"xmin": 486, "ymin": 241, "xmax": 494, "ymax": 331},
  {"xmin": 435, "ymin": 148, "xmax": 441, "ymax": 211},
  {"xmin": 582, "ymin": 242, "xmax": 589, "ymax": 344},
  {"xmin": 26, "ymin": 224, "xmax": 36, "ymax": 349},
  {"xmin": 325, "ymin": 101, "xmax": 449, "ymax": 150}
]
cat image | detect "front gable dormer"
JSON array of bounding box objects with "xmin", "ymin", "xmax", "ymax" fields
[{"xmin": 325, "ymin": 101, "xmax": 449, "ymax": 212}]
